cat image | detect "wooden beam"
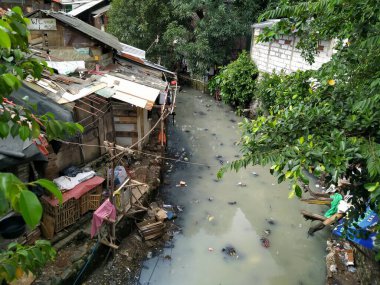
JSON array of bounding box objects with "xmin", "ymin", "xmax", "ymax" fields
[
  {"xmin": 114, "ymin": 117, "xmax": 137, "ymax": 124},
  {"xmin": 115, "ymin": 131, "xmax": 138, "ymax": 138},
  {"xmin": 301, "ymin": 210, "xmax": 327, "ymax": 221},
  {"xmin": 78, "ymin": 99, "xmax": 104, "ymax": 114},
  {"xmin": 323, "ymin": 213, "xmax": 344, "ymax": 226},
  {"xmin": 300, "ymin": 198, "xmax": 332, "ymax": 205},
  {"xmin": 100, "ymin": 238, "xmax": 119, "ymax": 249},
  {"xmin": 73, "ymin": 104, "xmax": 96, "ymax": 115}
]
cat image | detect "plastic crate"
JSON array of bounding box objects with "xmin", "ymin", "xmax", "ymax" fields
[
  {"xmin": 41, "ymin": 198, "xmax": 80, "ymax": 233},
  {"xmin": 80, "ymin": 184, "xmax": 102, "ymax": 215}
]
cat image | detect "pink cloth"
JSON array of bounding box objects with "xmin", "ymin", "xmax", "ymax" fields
[
  {"xmin": 42, "ymin": 176, "xmax": 105, "ymax": 206},
  {"xmin": 91, "ymin": 198, "xmax": 116, "ymax": 238}
]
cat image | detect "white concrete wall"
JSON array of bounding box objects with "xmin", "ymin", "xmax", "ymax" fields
[{"xmin": 250, "ymin": 27, "xmax": 334, "ymax": 74}]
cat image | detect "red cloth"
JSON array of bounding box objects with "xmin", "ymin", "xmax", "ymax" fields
[
  {"xmin": 42, "ymin": 176, "xmax": 104, "ymax": 206},
  {"xmin": 91, "ymin": 198, "xmax": 116, "ymax": 238}
]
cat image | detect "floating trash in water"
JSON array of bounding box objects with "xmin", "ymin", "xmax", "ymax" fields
[
  {"xmin": 251, "ymin": 172, "xmax": 259, "ymax": 176},
  {"xmin": 176, "ymin": 180, "xmax": 187, "ymax": 187},
  {"xmin": 228, "ymin": 201, "xmax": 237, "ymax": 205},
  {"xmin": 266, "ymin": 218, "xmax": 276, "ymax": 225},
  {"xmin": 237, "ymin": 182, "xmax": 247, "ymax": 187},
  {"xmin": 208, "ymin": 197, "xmax": 214, "ymax": 202},
  {"xmin": 208, "ymin": 215, "xmax": 215, "ymax": 222},
  {"xmin": 208, "ymin": 247, "xmax": 214, "ymax": 252},
  {"xmin": 222, "ymin": 246, "xmax": 239, "ymax": 259},
  {"xmin": 263, "ymin": 229, "xmax": 271, "ymax": 236},
  {"xmin": 260, "ymin": 237, "xmax": 270, "ymax": 248}
]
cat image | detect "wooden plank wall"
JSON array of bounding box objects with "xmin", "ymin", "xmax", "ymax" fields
[
  {"xmin": 43, "ymin": 97, "xmax": 114, "ymax": 177},
  {"xmin": 30, "ymin": 20, "xmax": 95, "ymax": 49},
  {"xmin": 112, "ymin": 101, "xmax": 139, "ymax": 147}
]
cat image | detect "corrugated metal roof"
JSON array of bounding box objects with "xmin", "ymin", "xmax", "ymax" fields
[
  {"xmin": 98, "ymin": 74, "xmax": 161, "ymax": 110},
  {"xmin": 92, "ymin": 4, "xmax": 111, "ymax": 15},
  {"xmin": 142, "ymin": 59, "xmax": 176, "ymax": 75},
  {"xmin": 40, "ymin": 10, "xmax": 122, "ymax": 51},
  {"xmin": 68, "ymin": 0, "xmax": 104, "ymax": 16},
  {"xmin": 120, "ymin": 43, "xmax": 146, "ymax": 59}
]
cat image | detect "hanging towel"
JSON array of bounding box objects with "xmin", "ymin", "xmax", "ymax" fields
[
  {"xmin": 91, "ymin": 199, "xmax": 116, "ymax": 238},
  {"xmin": 324, "ymin": 193, "xmax": 343, "ymax": 218}
]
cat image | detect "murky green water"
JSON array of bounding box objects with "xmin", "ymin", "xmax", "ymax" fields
[{"xmin": 139, "ymin": 87, "xmax": 327, "ymax": 285}]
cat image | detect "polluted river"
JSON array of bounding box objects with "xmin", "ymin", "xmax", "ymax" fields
[{"xmin": 138, "ymin": 87, "xmax": 328, "ymax": 285}]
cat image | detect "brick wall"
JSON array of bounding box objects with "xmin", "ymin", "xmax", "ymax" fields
[{"xmin": 250, "ymin": 27, "xmax": 334, "ymax": 73}]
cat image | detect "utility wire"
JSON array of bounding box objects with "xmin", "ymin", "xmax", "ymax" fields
[{"xmin": 57, "ymin": 139, "xmax": 218, "ymax": 168}]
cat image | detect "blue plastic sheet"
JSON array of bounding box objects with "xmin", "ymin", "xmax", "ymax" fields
[{"xmin": 333, "ymin": 206, "xmax": 378, "ymax": 249}]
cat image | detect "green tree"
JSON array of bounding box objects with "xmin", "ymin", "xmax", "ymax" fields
[
  {"xmin": 219, "ymin": 0, "xmax": 380, "ymax": 248},
  {"xmin": 107, "ymin": 0, "xmax": 174, "ymax": 64},
  {"xmin": 0, "ymin": 8, "xmax": 83, "ymax": 282},
  {"xmin": 209, "ymin": 51, "xmax": 258, "ymax": 109},
  {"xmin": 107, "ymin": 0, "xmax": 274, "ymax": 75},
  {"xmin": 164, "ymin": 0, "xmax": 270, "ymax": 75}
]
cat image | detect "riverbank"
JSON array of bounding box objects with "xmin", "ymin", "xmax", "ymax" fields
[
  {"xmin": 33, "ymin": 87, "xmax": 379, "ymax": 285},
  {"xmin": 31, "ymin": 135, "xmax": 165, "ymax": 284}
]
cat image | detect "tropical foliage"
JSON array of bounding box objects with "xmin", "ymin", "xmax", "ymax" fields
[
  {"xmin": 0, "ymin": 8, "xmax": 83, "ymax": 281},
  {"xmin": 108, "ymin": 0, "xmax": 274, "ymax": 75},
  {"xmin": 107, "ymin": 0, "xmax": 174, "ymax": 65},
  {"xmin": 208, "ymin": 51, "xmax": 258, "ymax": 109},
  {"xmin": 219, "ymin": 0, "xmax": 380, "ymax": 246}
]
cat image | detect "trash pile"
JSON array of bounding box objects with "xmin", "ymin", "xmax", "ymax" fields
[
  {"xmin": 326, "ymin": 239, "xmax": 358, "ymax": 283},
  {"xmin": 136, "ymin": 202, "xmax": 182, "ymax": 241}
]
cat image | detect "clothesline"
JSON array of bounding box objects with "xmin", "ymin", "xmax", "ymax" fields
[{"xmin": 57, "ymin": 138, "xmax": 219, "ymax": 168}]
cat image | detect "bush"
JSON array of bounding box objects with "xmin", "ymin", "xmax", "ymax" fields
[
  {"xmin": 256, "ymin": 70, "xmax": 313, "ymax": 111},
  {"xmin": 209, "ymin": 51, "xmax": 258, "ymax": 109}
]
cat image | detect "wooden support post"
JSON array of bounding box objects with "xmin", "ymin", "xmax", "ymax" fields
[
  {"xmin": 136, "ymin": 108, "xmax": 143, "ymax": 151},
  {"xmin": 160, "ymin": 106, "xmax": 164, "ymax": 147},
  {"xmin": 104, "ymin": 141, "xmax": 116, "ymax": 247}
]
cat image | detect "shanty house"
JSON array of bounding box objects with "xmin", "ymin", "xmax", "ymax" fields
[{"xmin": 18, "ymin": 10, "xmax": 176, "ymax": 177}]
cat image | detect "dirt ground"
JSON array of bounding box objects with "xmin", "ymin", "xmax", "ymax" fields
[{"xmin": 82, "ymin": 217, "xmax": 180, "ymax": 285}]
